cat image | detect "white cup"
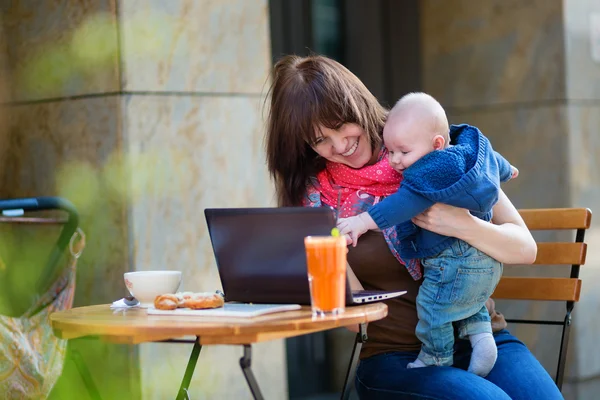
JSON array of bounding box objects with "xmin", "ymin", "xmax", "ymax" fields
[{"xmin": 124, "ymin": 271, "xmax": 182, "ymax": 307}]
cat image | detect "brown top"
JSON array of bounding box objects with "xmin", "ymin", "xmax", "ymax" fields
[
  {"xmin": 50, "ymin": 302, "xmax": 387, "ymax": 345},
  {"xmin": 348, "ymin": 231, "xmax": 507, "ymax": 360}
]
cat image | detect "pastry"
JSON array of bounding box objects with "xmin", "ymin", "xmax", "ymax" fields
[
  {"xmin": 154, "ymin": 291, "xmax": 225, "ymax": 310},
  {"xmin": 182, "ymin": 292, "xmax": 225, "ymax": 309},
  {"xmin": 175, "ymin": 292, "xmax": 194, "ymax": 307},
  {"xmin": 153, "ymin": 294, "xmax": 180, "ymax": 310}
]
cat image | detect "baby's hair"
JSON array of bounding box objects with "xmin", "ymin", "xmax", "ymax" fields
[{"xmin": 389, "ymin": 92, "xmax": 449, "ymax": 143}]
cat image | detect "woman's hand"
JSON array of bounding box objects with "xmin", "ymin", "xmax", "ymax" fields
[{"xmin": 411, "ymin": 203, "xmax": 477, "ymax": 238}]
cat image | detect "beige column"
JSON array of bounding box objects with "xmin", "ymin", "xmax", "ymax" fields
[
  {"xmin": 0, "ymin": 0, "xmax": 284, "ymax": 398},
  {"xmin": 421, "ymin": 1, "xmax": 600, "ymax": 398},
  {"xmin": 117, "ymin": 0, "xmax": 285, "ymax": 398}
]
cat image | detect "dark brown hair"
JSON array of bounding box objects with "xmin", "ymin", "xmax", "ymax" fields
[{"xmin": 265, "ymin": 55, "xmax": 387, "ymax": 206}]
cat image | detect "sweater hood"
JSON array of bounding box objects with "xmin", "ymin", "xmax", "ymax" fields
[{"xmin": 402, "ymin": 124, "xmax": 487, "ymax": 199}]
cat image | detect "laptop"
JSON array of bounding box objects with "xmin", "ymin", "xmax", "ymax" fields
[{"xmin": 204, "ymin": 207, "xmax": 406, "ymax": 305}]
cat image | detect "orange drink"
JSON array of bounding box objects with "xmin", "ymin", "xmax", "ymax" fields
[{"xmin": 304, "ymin": 236, "xmax": 347, "ymax": 317}]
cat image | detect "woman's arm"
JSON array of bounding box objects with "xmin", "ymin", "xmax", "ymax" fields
[
  {"xmin": 347, "ymin": 263, "xmax": 364, "ymax": 291},
  {"xmin": 411, "ymin": 189, "xmax": 537, "ymax": 264}
]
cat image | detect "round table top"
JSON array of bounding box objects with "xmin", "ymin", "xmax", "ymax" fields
[{"xmin": 50, "ymin": 302, "xmax": 388, "ymax": 345}]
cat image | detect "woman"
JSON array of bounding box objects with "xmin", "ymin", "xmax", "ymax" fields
[{"xmin": 265, "ymin": 55, "xmax": 562, "ymax": 399}]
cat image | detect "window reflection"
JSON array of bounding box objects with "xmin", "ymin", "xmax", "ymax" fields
[{"xmin": 311, "ymin": 0, "xmax": 343, "ymax": 62}]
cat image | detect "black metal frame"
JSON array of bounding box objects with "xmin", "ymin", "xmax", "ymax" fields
[
  {"xmin": 341, "ymin": 323, "xmax": 367, "ymax": 400},
  {"xmin": 0, "ymin": 197, "xmax": 79, "ymax": 296},
  {"xmin": 173, "ymin": 338, "xmax": 264, "ymax": 400},
  {"xmin": 504, "ymin": 227, "xmax": 586, "ymax": 390},
  {"xmin": 171, "ymin": 324, "xmax": 371, "ymax": 400},
  {"xmin": 240, "ymin": 345, "xmax": 264, "ymax": 400},
  {"xmin": 268, "ymin": 0, "xmax": 421, "ymax": 109},
  {"xmin": 175, "ymin": 337, "xmax": 203, "ymax": 400}
]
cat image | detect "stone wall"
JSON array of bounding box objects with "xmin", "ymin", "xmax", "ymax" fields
[{"xmin": 0, "ymin": 0, "xmax": 284, "ymax": 398}]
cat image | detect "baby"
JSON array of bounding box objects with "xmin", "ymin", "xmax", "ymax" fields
[{"xmin": 338, "ymin": 92, "xmax": 517, "ymax": 377}]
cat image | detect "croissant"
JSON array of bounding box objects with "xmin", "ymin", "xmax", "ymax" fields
[{"xmin": 154, "ymin": 292, "xmax": 224, "ymax": 310}]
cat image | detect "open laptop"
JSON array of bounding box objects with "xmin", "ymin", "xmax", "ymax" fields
[{"xmin": 204, "ymin": 207, "xmax": 406, "ymax": 305}]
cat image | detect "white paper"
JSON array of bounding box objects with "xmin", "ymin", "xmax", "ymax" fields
[{"xmin": 146, "ymin": 303, "xmax": 301, "ymax": 317}]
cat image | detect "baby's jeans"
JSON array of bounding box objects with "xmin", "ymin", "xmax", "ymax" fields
[{"xmin": 415, "ymin": 239, "xmax": 503, "ymax": 366}]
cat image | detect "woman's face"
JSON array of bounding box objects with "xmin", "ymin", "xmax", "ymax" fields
[{"xmin": 312, "ymin": 123, "xmax": 373, "ymax": 169}]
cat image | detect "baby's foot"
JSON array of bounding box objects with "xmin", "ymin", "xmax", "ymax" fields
[
  {"xmin": 407, "ymin": 358, "xmax": 427, "ymax": 369},
  {"xmin": 468, "ymin": 332, "xmax": 497, "ymax": 377}
]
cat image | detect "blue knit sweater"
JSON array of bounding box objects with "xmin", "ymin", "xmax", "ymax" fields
[{"xmin": 368, "ymin": 124, "xmax": 513, "ymax": 260}]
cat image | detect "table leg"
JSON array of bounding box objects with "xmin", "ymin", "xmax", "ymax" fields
[
  {"xmin": 71, "ymin": 348, "xmax": 103, "ymax": 400},
  {"xmin": 340, "ymin": 323, "xmax": 368, "ymax": 400},
  {"xmin": 176, "ymin": 337, "xmax": 202, "ymax": 400},
  {"xmin": 239, "ymin": 344, "xmax": 264, "ymax": 400}
]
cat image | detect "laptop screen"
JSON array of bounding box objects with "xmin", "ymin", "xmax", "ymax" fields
[{"xmin": 204, "ymin": 207, "xmax": 349, "ymax": 304}]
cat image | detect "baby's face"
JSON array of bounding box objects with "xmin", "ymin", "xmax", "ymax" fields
[{"xmin": 383, "ymin": 118, "xmax": 437, "ymax": 173}]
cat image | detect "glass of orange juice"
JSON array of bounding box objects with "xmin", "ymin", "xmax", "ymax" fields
[{"xmin": 304, "ymin": 235, "xmax": 347, "ymax": 317}]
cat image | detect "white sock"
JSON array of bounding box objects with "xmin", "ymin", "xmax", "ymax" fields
[
  {"xmin": 407, "ymin": 358, "xmax": 427, "ymax": 369},
  {"xmin": 468, "ymin": 332, "xmax": 497, "ymax": 377}
]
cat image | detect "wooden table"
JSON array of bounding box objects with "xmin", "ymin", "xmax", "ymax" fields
[{"xmin": 51, "ymin": 303, "xmax": 388, "ymax": 400}]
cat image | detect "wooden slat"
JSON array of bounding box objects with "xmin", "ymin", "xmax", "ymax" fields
[
  {"xmin": 492, "ymin": 277, "xmax": 581, "ymax": 301},
  {"xmin": 519, "ymin": 208, "xmax": 592, "ymax": 230},
  {"xmin": 531, "ymin": 242, "xmax": 587, "ymax": 265}
]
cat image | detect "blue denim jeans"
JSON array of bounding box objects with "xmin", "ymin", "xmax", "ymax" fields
[
  {"xmin": 416, "ymin": 240, "xmax": 503, "ymax": 366},
  {"xmin": 355, "ymin": 330, "xmax": 564, "ymax": 399}
]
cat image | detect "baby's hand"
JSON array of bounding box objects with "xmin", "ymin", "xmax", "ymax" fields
[
  {"xmin": 337, "ymin": 214, "xmax": 372, "ymax": 247},
  {"xmin": 511, "ymin": 165, "xmax": 519, "ymax": 179}
]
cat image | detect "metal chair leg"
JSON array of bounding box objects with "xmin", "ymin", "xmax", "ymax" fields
[
  {"xmin": 341, "ymin": 324, "xmax": 368, "ymax": 400},
  {"xmin": 176, "ymin": 337, "xmax": 202, "ymax": 400},
  {"xmin": 239, "ymin": 345, "xmax": 264, "ymax": 400},
  {"xmin": 555, "ymin": 307, "xmax": 573, "ymax": 390}
]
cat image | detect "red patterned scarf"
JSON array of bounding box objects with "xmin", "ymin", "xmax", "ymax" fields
[
  {"xmin": 316, "ymin": 147, "xmax": 402, "ymax": 217},
  {"xmin": 309, "ymin": 147, "xmax": 421, "ymax": 280}
]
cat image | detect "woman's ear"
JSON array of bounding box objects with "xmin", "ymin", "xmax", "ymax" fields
[{"xmin": 432, "ymin": 135, "xmax": 445, "ymax": 150}]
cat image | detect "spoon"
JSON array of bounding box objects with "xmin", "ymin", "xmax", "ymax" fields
[{"xmin": 124, "ymin": 295, "xmax": 139, "ymax": 306}]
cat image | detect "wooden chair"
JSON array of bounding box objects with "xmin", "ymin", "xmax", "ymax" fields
[{"xmin": 492, "ymin": 207, "xmax": 592, "ymax": 390}]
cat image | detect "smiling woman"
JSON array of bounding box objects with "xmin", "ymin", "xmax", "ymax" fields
[
  {"xmin": 265, "ymin": 55, "xmax": 387, "ymax": 206},
  {"xmin": 264, "ymin": 53, "xmax": 560, "ymax": 400}
]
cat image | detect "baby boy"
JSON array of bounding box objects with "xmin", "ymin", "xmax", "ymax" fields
[{"xmin": 338, "ymin": 92, "xmax": 517, "ymax": 377}]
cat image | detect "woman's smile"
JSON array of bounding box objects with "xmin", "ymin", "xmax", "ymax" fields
[{"xmin": 341, "ymin": 137, "xmax": 359, "ymax": 157}]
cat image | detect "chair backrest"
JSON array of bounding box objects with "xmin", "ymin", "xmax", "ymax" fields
[
  {"xmin": 491, "ymin": 207, "xmax": 592, "ymax": 390},
  {"xmin": 492, "ymin": 208, "xmax": 592, "ymax": 302}
]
